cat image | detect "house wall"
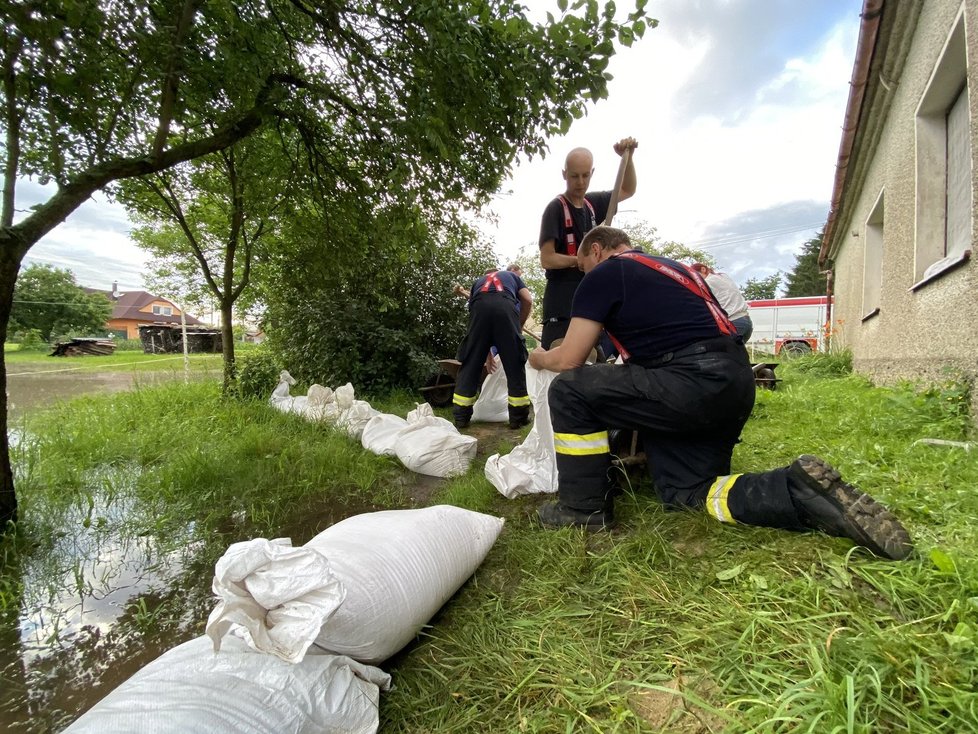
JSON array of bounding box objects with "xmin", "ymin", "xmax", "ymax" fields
[
  {"xmin": 106, "ymin": 319, "xmax": 141, "ymax": 340},
  {"xmin": 831, "ymin": 1, "xmax": 978, "ymax": 400}
]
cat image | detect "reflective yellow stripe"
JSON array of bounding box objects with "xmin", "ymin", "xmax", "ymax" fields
[
  {"xmin": 706, "ymin": 474, "xmax": 741, "ymax": 524},
  {"xmin": 508, "ymin": 395, "xmax": 531, "ymax": 407},
  {"xmin": 453, "ymin": 393, "xmax": 478, "ymax": 407},
  {"xmin": 553, "ymin": 431, "xmax": 610, "ymax": 456}
]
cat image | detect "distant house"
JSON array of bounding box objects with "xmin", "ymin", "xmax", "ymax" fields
[
  {"xmin": 820, "ymin": 1, "xmax": 976, "ymax": 407},
  {"xmin": 85, "ymin": 282, "xmax": 205, "ymax": 339}
]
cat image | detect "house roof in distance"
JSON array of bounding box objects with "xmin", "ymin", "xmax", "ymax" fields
[{"xmin": 84, "ymin": 287, "xmax": 205, "ymax": 326}]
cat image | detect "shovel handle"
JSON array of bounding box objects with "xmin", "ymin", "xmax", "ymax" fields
[{"xmin": 602, "ymin": 146, "xmax": 632, "ymax": 227}]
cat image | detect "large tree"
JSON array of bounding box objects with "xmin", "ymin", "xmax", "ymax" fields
[
  {"xmin": 0, "ymin": 0, "xmax": 652, "ymax": 525},
  {"xmin": 10, "ymin": 263, "xmax": 112, "ymax": 342},
  {"xmin": 783, "ymin": 230, "xmax": 827, "ymax": 297}
]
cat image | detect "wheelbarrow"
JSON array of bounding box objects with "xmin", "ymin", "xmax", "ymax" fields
[
  {"xmin": 752, "ymin": 362, "xmax": 781, "ymax": 390},
  {"xmin": 420, "ymin": 359, "xmax": 489, "ymax": 408}
]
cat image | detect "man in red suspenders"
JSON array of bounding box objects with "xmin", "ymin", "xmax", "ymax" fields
[
  {"xmin": 528, "ymin": 226, "xmax": 912, "ymax": 560},
  {"xmin": 453, "ymin": 268, "xmax": 534, "ymax": 429},
  {"xmin": 537, "ymin": 138, "xmax": 637, "ymax": 349}
]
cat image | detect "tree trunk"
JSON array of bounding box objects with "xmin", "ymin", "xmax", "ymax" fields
[
  {"xmin": 0, "ymin": 246, "xmax": 23, "ymax": 526},
  {"xmin": 220, "ymin": 300, "xmax": 236, "ymax": 396}
]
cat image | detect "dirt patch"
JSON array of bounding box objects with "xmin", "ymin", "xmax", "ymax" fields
[{"xmin": 628, "ymin": 675, "xmax": 727, "ymax": 733}]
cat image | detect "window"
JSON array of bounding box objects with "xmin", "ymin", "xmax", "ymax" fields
[
  {"xmin": 862, "ymin": 190, "xmax": 884, "ymax": 320},
  {"xmin": 913, "ymin": 7, "xmax": 972, "ymax": 287},
  {"xmin": 152, "ymin": 305, "xmax": 174, "ymax": 316}
]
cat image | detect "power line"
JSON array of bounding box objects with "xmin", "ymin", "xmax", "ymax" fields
[{"xmin": 686, "ymin": 221, "xmax": 824, "ymax": 251}]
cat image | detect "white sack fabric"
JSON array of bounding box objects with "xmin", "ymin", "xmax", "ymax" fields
[
  {"xmin": 395, "ymin": 403, "xmax": 477, "ymax": 478},
  {"xmin": 61, "ymin": 634, "xmax": 391, "ymax": 734},
  {"xmin": 270, "ymin": 373, "xmax": 377, "ymax": 429},
  {"xmin": 485, "ymin": 365, "xmax": 558, "ymax": 498},
  {"xmin": 207, "ymin": 505, "xmax": 505, "ymax": 665},
  {"xmin": 471, "ymin": 356, "xmax": 510, "ymax": 423},
  {"xmin": 361, "ymin": 413, "xmax": 408, "ymax": 456}
]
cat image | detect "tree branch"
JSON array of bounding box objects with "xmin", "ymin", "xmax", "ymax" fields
[
  {"xmin": 0, "ymin": 73, "xmax": 292, "ymax": 260},
  {"xmin": 152, "ymin": 0, "xmax": 205, "ymax": 157}
]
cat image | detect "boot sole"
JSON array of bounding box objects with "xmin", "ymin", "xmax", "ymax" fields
[
  {"xmin": 538, "ymin": 504, "xmax": 613, "ymax": 532},
  {"xmin": 790, "ymin": 455, "xmax": 913, "ymax": 560}
]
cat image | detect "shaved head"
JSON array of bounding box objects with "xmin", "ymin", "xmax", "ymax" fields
[{"xmin": 562, "ymin": 147, "xmax": 595, "ymax": 202}]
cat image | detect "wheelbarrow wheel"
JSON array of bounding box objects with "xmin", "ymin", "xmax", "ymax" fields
[{"xmin": 421, "ymin": 369, "xmax": 456, "ymax": 408}]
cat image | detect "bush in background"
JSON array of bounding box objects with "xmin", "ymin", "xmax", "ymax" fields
[{"xmin": 236, "ymin": 347, "xmax": 282, "ymax": 400}]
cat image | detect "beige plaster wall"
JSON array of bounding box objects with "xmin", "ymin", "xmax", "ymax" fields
[{"xmin": 831, "ymin": 1, "xmax": 978, "ymax": 403}]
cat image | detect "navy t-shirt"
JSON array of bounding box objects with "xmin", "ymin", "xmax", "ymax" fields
[
  {"xmin": 469, "ymin": 270, "xmax": 527, "ymax": 309},
  {"xmin": 571, "ymin": 251, "xmax": 724, "ymax": 360},
  {"xmin": 538, "ymin": 191, "xmax": 612, "ymax": 283}
]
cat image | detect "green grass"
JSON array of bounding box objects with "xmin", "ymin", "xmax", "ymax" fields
[{"xmin": 3, "ymin": 357, "xmax": 978, "ymax": 732}]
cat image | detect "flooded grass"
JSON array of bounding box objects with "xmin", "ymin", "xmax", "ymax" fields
[
  {"xmin": 2, "ymin": 358, "xmax": 977, "ymax": 731},
  {"xmin": 1, "ymin": 380, "xmax": 415, "ymax": 731}
]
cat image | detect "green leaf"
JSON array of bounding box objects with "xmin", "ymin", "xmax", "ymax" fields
[
  {"xmin": 716, "ymin": 563, "xmax": 745, "ymax": 581},
  {"xmin": 930, "ymin": 548, "xmax": 957, "ymax": 574},
  {"xmin": 557, "ymin": 0, "xmax": 568, "ymax": 13},
  {"xmin": 749, "ymin": 574, "xmax": 768, "ymax": 590}
]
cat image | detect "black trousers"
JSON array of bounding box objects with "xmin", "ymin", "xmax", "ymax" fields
[
  {"xmin": 547, "ymin": 337, "xmax": 802, "ymax": 529},
  {"xmin": 453, "ymin": 295, "xmax": 529, "ymax": 421},
  {"xmin": 541, "ymin": 279, "xmax": 580, "ymax": 349}
]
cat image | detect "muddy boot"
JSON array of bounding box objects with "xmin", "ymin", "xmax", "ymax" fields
[
  {"xmin": 508, "ymin": 405, "xmax": 530, "ymax": 429},
  {"xmin": 538, "ymin": 502, "xmax": 614, "ymax": 531},
  {"xmin": 787, "ymin": 455, "xmax": 913, "ymax": 560}
]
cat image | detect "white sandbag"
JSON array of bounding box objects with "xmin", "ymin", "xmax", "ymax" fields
[
  {"xmin": 395, "ymin": 422, "xmax": 478, "ymax": 478},
  {"xmin": 335, "ymin": 382, "xmax": 356, "ymax": 411},
  {"xmin": 361, "ymin": 413, "xmax": 408, "ymax": 456},
  {"xmin": 337, "ymin": 400, "xmax": 379, "ymax": 440},
  {"xmin": 405, "ymin": 401, "xmax": 455, "ymax": 430},
  {"xmin": 485, "ymin": 365, "xmax": 558, "ymax": 497},
  {"xmin": 471, "ymin": 356, "xmax": 509, "ymax": 423},
  {"xmin": 61, "ymin": 634, "xmax": 391, "ymax": 734},
  {"xmin": 307, "ymin": 383, "xmax": 334, "ymax": 408},
  {"xmin": 208, "ymin": 506, "xmax": 505, "ymax": 665}
]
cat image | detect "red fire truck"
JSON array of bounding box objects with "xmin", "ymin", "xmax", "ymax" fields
[{"xmin": 746, "ymin": 296, "xmax": 832, "ymax": 355}]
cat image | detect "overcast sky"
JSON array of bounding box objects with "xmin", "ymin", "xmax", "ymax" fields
[{"xmin": 20, "ymin": 0, "xmax": 861, "ymax": 293}]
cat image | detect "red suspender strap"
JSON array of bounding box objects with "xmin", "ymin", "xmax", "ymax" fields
[
  {"xmin": 479, "ymin": 273, "xmax": 504, "ymax": 293},
  {"xmin": 614, "ymin": 252, "xmax": 737, "ymax": 336},
  {"xmin": 557, "ymin": 196, "xmax": 596, "ymax": 257}
]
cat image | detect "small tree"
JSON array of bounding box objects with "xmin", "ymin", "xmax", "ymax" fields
[
  {"xmin": 622, "ymin": 222, "xmax": 717, "ymax": 265},
  {"xmin": 743, "ymin": 273, "xmax": 782, "ymax": 301},
  {"xmin": 10, "ymin": 264, "xmax": 112, "ymax": 342}
]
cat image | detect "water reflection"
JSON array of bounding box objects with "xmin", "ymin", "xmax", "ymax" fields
[{"xmin": 7, "ymin": 368, "xmax": 210, "ymax": 420}]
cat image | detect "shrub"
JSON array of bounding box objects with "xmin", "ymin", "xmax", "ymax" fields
[
  {"xmin": 236, "ymin": 346, "xmax": 281, "ymax": 400},
  {"xmin": 790, "ymin": 348, "xmax": 853, "ymax": 377}
]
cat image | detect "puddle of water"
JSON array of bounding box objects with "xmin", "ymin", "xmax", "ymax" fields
[
  {"xmin": 0, "ymin": 459, "xmax": 389, "ymax": 732},
  {"xmin": 6, "ymin": 369, "xmax": 207, "ymax": 420}
]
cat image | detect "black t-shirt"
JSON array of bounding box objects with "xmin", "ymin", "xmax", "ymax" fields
[
  {"xmin": 538, "ymin": 191, "xmax": 612, "ymax": 282},
  {"xmin": 571, "ymin": 251, "xmax": 724, "ymax": 360}
]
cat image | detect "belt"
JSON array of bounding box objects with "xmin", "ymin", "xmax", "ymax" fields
[{"xmin": 629, "ymin": 336, "xmax": 744, "ymax": 368}]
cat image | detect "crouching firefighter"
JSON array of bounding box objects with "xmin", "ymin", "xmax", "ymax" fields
[
  {"xmin": 528, "ymin": 226, "xmax": 913, "ymax": 560},
  {"xmin": 453, "ymin": 267, "xmax": 534, "ymax": 430}
]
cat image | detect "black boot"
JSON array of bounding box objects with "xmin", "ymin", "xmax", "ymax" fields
[
  {"xmin": 508, "ymin": 405, "xmax": 530, "ymax": 429},
  {"xmin": 787, "ymin": 455, "xmax": 912, "ymax": 560},
  {"xmin": 453, "ymin": 406, "xmax": 472, "ymax": 429},
  {"xmin": 538, "ymin": 502, "xmax": 614, "ymax": 531}
]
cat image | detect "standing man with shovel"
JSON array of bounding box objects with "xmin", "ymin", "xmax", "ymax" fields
[{"xmin": 538, "ymin": 137, "xmax": 638, "ymax": 349}]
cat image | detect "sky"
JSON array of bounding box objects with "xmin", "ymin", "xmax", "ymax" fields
[{"xmin": 20, "ymin": 0, "xmax": 862, "ymax": 293}]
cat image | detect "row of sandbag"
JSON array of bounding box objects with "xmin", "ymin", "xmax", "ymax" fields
[
  {"xmin": 269, "ymin": 370, "xmax": 477, "ymax": 478},
  {"xmin": 267, "ymin": 363, "xmax": 560, "ymax": 494},
  {"xmin": 64, "ymin": 505, "xmax": 505, "ymax": 734}
]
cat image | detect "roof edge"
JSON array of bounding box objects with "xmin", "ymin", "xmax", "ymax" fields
[{"xmin": 820, "ymin": 0, "xmax": 885, "ymax": 267}]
